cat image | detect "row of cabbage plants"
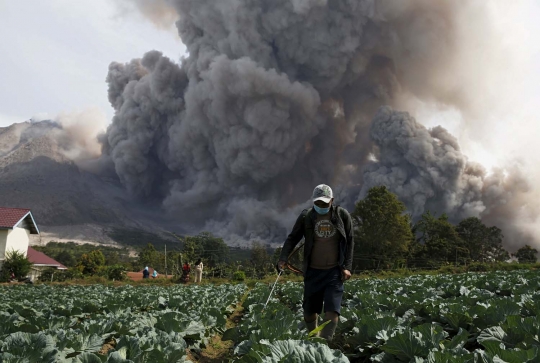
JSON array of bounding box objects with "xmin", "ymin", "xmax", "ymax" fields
[
  {"xmin": 0, "ymin": 284, "xmax": 246, "ymax": 362},
  {"xmin": 2, "ymin": 270, "xmax": 539, "ymax": 362},
  {"xmin": 224, "ymin": 270, "xmax": 540, "ymax": 362}
]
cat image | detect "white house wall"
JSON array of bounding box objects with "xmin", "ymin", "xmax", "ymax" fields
[{"xmin": 5, "ymin": 227, "xmax": 30, "ymax": 259}]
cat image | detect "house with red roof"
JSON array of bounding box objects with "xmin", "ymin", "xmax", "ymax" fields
[
  {"xmin": 26, "ymin": 246, "xmax": 67, "ymax": 280},
  {"xmin": 0, "ymin": 207, "xmax": 65, "ymax": 280}
]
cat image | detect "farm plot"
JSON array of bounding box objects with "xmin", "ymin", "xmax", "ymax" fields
[
  {"xmin": 223, "ymin": 270, "xmax": 540, "ymax": 362},
  {"xmin": 1, "ymin": 270, "xmax": 540, "ymax": 363},
  {"xmin": 0, "ymin": 284, "xmax": 245, "ymax": 362},
  {"xmin": 223, "ymin": 281, "xmax": 349, "ymax": 362}
]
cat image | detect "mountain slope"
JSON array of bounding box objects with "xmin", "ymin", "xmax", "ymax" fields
[{"xmin": 0, "ymin": 121, "xmax": 177, "ymax": 247}]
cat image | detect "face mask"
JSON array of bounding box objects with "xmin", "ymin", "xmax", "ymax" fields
[{"xmin": 314, "ymin": 204, "xmax": 330, "ymax": 215}]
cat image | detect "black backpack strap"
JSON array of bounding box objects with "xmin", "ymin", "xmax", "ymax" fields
[
  {"xmin": 337, "ymin": 205, "xmax": 347, "ymax": 220},
  {"xmin": 302, "ymin": 207, "xmax": 313, "ymax": 230}
]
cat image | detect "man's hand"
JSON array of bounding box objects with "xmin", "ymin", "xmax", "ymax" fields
[
  {"xmin": 276, "ymin": 260, "xmax": 286, "ymax": 273},
  {"xmin": 341, "ymin": 269, "xmax": 351, "ymax": 281}
]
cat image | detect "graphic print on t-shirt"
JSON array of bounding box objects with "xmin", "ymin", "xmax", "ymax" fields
[{"xmin": 315, "ymin": 219, "xmax": 336, "ymax": 238}]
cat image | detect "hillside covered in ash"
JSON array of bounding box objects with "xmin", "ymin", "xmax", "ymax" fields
[{"xmin": 0, "ymin": 120, "xmax": 178, "ymax": 247}]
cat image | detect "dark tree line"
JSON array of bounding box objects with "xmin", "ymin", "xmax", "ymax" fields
[
  {"xmin": 27, "ymin": 189, "xmax": 540, "ymax": 281},
  {"xmin": 135, "ymin": 232, "xmax": 230, "ymax": 275},
  {"xmin": 34, "ymin": 242, "xmax": 132, "ymax": 268},
  {"xmin": 351, "ymin": 186, "xmax": 538, "ymax": 271}
]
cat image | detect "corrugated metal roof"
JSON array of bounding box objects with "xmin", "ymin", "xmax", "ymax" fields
[
  {"xmin": 0, "ymin": 207, "xmax": 39, "ymax": 234},
  {"xmin": 27, "ymin": 247, "xmax": 67, "ymax": 269}
]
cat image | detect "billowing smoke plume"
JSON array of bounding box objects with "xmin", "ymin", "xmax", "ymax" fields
[
  {"xmin": 102, "ymin": 0, "xmax": 538, "ymax": 248},
  {"xmin": 114, "ymin": 0, "xmax": 178, "ymax": 31},
  {"xmin": 363, "ymin": 107, "xmax": 488, "ymax": 219},
  {"xmin": 55, "ymin": 108, "xmax": 108, "ymax": 161},
  {"xmin": 362, "ymin": 107, "xmax": 536, "ymax": 249}
]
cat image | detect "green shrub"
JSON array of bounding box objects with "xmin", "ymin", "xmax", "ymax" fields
[
  {"xmin": 233, "ymin": 271, "xmax": 246, "ymax": 281},
  {"xmin": 507, "ymin": 262, "xmax": 531, "ymax": 270},
  {"xmin": 462, "ymin": 262, "xmax": 540, "ymax": 273},
  {"xmin": 78, "ymin": 275, "xmax": 108, "ymax": 284},
  {"xmin": 77, "ymin": 250, "xmax": 106, "ymax": 275},
  {"xmin": 38, "ymin": 268, "xmax": 56, "ymax": 282},
  {"xmin": 103, "ymin": 264, "xmax": 128, "ymax": 281},
  {"xmin": 438, "ymin": 265, "xmax": 465, "ymax": 274},
  {"xmin": 133, "ymin": 277, "xmax": 175, "ymax": 286},
  {"xmin": 39, "ymin": 267, "xmax": 84, "ymax": 282},
  {"xmin": 0, "ymin": 250, "xmax": 32, "ymax": 282},
  {"xmin": 467, "ymin": 262, "xmax": 489, "ymax": 272},
  {"xmin": 64, "ymin": 268, "xmax": 84, "ymax": 280}
]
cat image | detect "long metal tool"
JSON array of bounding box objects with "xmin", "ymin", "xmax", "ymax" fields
[{"xmin": 263, "ymin": 270, "xmax": 282, "ymax": 310}]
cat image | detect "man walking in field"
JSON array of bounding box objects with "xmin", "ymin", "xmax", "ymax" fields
[{"xmin": 277, "ymin": 184, "xmax": 354, "ymax": 341}]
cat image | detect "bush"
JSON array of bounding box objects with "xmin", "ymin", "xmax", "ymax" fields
[
  {"xmin": 39, "ymin": 267, "xmax": 84, "ymax": 282},
  {"xmin": 467, "ymin": 262, "xmax": 489, "ymax": 272},
  {"xmin": 103, "ymin": 264, "xmax": 128, "ymax": 281},
  {"xmin": 38, "ymin": 268, "xmax": 56, "ymax": 282},
  {"xmin": 233, "ymin": 271, "xmax": 246, "ymax": 281},
  {"xmin": 83, "ymin": 275, "xmax": 109, "ymax": 284},
  {"xmin": 0, "ymin": 250, "xmax": 32, "ymax": 282},
  {"xmin": 438, "ymin": 265, "xmax": 465, "ymax": 274},
  {"xmin": 77, "ymin": 250, "xmax": 106, "ymax": 275},
  {"xmin": 464, "ymin": 262, "xmax": 540, "ymax": 273}
]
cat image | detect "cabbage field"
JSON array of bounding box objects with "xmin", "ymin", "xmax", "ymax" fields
[{"xmin": 1, "ymin": 270, "xmax": 540, "ymax": 362}]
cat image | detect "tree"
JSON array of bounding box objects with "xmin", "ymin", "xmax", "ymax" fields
[
  {"xmin": 199, "ymin": 232, "xmax": 229, "ymax": 267},
  {"xmin": 250, "ymin": 241, "xmax": 271, "ymax": 276},
  {"xmin": 105, "ymin": 251, "xmax": 120, "ymax": 266},
  {"xmin": 77, "ymin": 250, "xmax": 106, "ymax": 275},
  {"xmin": 33, "ymin": 242, "xmax": 132, "ymax": 267},
  {"xmin": 456, "ymin": 217, "xmax": 509, "ymax": 262},
  {"xmin": 182, "ymin": 236, "xmax": 204, "ymax": 265},
  {"xmin": 413, "ymin": 212, "xmax": 465, "ymax": 267},
  {"xmin": 55, "ymin": 251, "xmax": 76, "ymax": 267},
  {"xmin": 183, "ymin": 232, "xmax": 229, "ymax": 267},
  {"xmin": 166, "ymin": 251, "xmax": 183, "ymax": 278},
  {"xmin": 273, "ymin": 247, "xmax": 282, "ymax": 263},
  {"xmin": 513, "ymin": 245, "xmax": 538, "ymax": 263},
  {"xmin": 352, "ymin": 186, "xmax": 413, "ymax": 270},
  {"xmin": 137, "ymin": 243, "xmax": 160, "ymax": 271},
  {"xmin": 0, "ymin": 250, "xmax": 32, "ymax": 282},
  {"xmin": 486, "ymin": 226, "xmax": 509, "ymax": 262}
]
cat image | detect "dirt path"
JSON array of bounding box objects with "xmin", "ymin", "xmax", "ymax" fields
[
  {"xmin": 126, "ymin": 272, "xmax": 173, "ymax": 281},
  {"xmin": 188, "ymin": 290, "xmax": 250, "ymax": 362},
  {"xmin": 98, "ymin": 337, "xmax": 116, "ymax": 356}
]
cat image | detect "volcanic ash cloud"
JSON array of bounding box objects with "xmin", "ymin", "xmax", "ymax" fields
[{"xmin": 101, "ymin": 0, "xmax": 539, "ymax": 248}]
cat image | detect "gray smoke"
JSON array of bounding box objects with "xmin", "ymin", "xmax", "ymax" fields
[
  {"xmin": 101, "ymin": 0, "xmax": 538, "ymax": 248},
  {"xmin": 362, "ymin": 107, "xmax": 535, "ymax": 249},
  {"xmin": 114, "ymin": 0, "xmax": 178, "ymax": 30},
  {"xmin": 362, "ymin": 107, "xmax": 485, "ymax": 219}
]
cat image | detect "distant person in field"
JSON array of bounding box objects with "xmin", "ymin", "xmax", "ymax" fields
[
  {"xmin": 182, "ymin": 262, "xmax": 191, "ymax": 281},
  {"xmin": 152, "ymin": 270, "xmax": 158, "ymax": 278},
  {"xmin": 194, "ymin": 258, "xmax": 203, "ymax": 283},
  {"xmin": 143, "ymin": 266, "xmax": 149, "ymax": 279},
  {"xmin": 277, "ymin": 184, "xmax": 354, "ymax": 341}
]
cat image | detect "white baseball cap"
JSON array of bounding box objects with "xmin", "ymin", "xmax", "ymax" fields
[{"xmin": 312, "ymin": 184, "xmax": 333, "ymax": 203}]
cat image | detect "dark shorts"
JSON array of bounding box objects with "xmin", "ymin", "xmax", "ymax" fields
[{"xmin": 303, "ymin": 266, "xmax": 344, "ymax": 316}]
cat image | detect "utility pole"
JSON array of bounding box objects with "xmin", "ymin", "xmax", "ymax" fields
[{"xmin": 165, "ymin": 244, "xmax": 167, "ymax": 278}]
